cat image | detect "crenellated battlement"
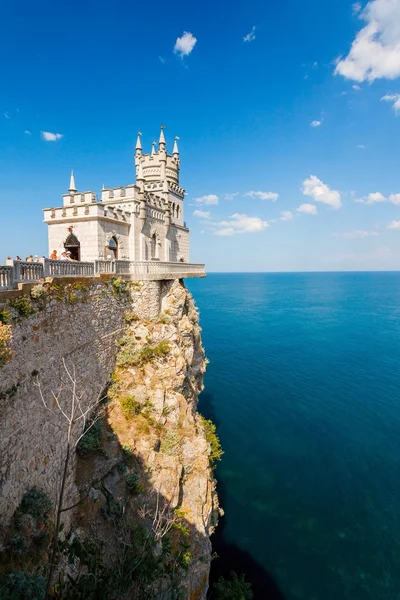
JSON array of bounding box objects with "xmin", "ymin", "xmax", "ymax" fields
[{"xmin": 44, "ymin": 126, "xmax": 190, "ymax": 263}]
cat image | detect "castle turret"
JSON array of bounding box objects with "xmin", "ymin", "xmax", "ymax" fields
[
  {"xmin": 69, "ymin": 170, "xmax": 77, "ymax": 193},
  {"xmin": 173, "ymin": 137, "xmax": 179, "ymax": 158}
]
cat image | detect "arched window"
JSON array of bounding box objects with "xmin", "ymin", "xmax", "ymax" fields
[
  {"xmin": 64, "ymin": 233, "xmax": 80, "ymax": 261},
  {"xmin": 106, "ymin": 236, "xmax": 118, "ymax": 260},
  {"xmin": 151, "ymin": 233, "xmax": 158, "ymax": 260},
  {"xmin": 176, "ymin": 204, "xmax": 180, "ymax": 219}
]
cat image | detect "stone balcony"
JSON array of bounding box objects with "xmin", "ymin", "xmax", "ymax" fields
[{"xmin": 0, "ymin": 259, "xmax": 206, "ymax": 291}]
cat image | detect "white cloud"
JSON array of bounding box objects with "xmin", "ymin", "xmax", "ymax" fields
[
  {"xmin": 302, "ymin": 175, "xmax": 342, "ymax": 209},
  {"xmin": 224, "ymin": 192, "xmax": 239, "ymax": 200},
  {"xmin": 353, "ymin": 84, "xmax": 361, "ymax": 90},
  {"xmin": 41, "ymin": 131, "xmax": 63, "ymax": 141},
  {"xmin": 215, "ymin": 227, "xmax": 235, "ymax": 236},
  {"xmin": 297, "ymin": 203, "xmax": 318, "ymax": 215},
  {"xmin": 387, "ymin": 220, "xmax": 400, "ymax": 228},
  {"xmin": 281, "ymin": 210, "xmax": 294, "ymax": 221},
  {"xmin": 335, "ymin": 0, "xmax": 400, "ymax": 82},
  {"xmin": 193, "ymin": 209, "xmax": 211, "ymax": 219},
  {"xmin": 313, "ymin": 61, "xmax": 318, "ymax": 68},
  {"xmin": 335, "ymin": 230, "xmax": 379, "ymax": 238},
  {"xmin": 381, "ymin": 93, "xmax": 400, "ymax": 113},
  {"xmin": 174, "ymin": 32, "xmax": 197, "ymax": 58},
  {"xmin": 24, "ymin": 130, "xmax": 31, "ymax": 135},
  {"xmin": 193, "ymin": 194, "xmax": 219, "ymax": 205},
  {"xmin": 159, "ymin": 56, "xmax": 166, "ymax": 64},
  {"xmin": 357, "ymin": 144, "xmax": 366, "ymax": 148},
  {"xmin": 353, "ymin": 2, "xmax": 362, "ymax": 14},
  {"xmin": 356, "ymin": 191, "xmax": 400, "ymax": 204},
  {"xmin": 311, "ymin": 119, "xmax": 322, "ymax": 127},
  {"xmin": 244, "ymin": 190, "xmax": 279, "ymax": 201},
  {"xmin": 243, "ymin": 26, "xmax": 256, "ymax": 43},
  {"xmin": 4, "ymin": 112, "xmax": 10, "ymax": 119},
  {"xmin": 214, "ymin": 213, "xmax": 269, "ymax": 236}
]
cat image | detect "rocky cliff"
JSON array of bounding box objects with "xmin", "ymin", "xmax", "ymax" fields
[{"xmin": 0, "ymin": 277, "xmax": 219, "ymax": 599}]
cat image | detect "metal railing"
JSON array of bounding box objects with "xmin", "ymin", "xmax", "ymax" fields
[{"xmin": 0, "ymin": 259, "xmax": 205, "ymax": 290}]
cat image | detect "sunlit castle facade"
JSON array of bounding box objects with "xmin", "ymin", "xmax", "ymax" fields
[{"xmin": 43, "ymin": 127, "xmax": 189, "ymax": 263}]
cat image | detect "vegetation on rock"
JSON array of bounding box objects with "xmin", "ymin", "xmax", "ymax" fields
[
  {"xmin": 199, "ymin": 415, "xmax": 224, "ymax": 469},
  {"xmin": 0, "ymin": 322, "xmax": 12, "ymax": 367}
]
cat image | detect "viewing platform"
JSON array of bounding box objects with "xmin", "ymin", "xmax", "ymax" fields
[{"xmin": 0, "ymin": 259, "xmax": 206, "ymax": 291}]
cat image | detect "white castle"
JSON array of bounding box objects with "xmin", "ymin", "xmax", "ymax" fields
[{"xmin": 44, "ymin": 126, "xmax": 189, "ymax": 263}]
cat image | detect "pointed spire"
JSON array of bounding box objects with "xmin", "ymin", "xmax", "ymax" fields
[
  {"xmin": 173, "ymin": 136, "xmax": 179, "ymax": 157},
  {"xmin": 159, "ymin": 125, "xmax": 166, "ymax": 149},
  {"xmin": 151, "ymin": 141, "xmax": 156, "ymax": 157},
  {"xmin": 69, "ymin": 170, "xmax": 77, "ymax": 193},
  {"xmin": 135, "ymin": 131, "xmax": 142, "ymax": 153}
]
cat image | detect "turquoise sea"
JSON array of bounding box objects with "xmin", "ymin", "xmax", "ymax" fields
[{"xmin": 187, "ymin": 273, "xmax": 400, "ymax": 600}]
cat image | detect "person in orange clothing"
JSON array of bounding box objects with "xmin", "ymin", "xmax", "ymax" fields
[{"xmin": 50, "ymin": 250, "xmax": 58, "ymax": 260}]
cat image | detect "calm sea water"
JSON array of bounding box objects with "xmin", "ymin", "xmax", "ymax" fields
[{"xmin": 187, "ymin": 273, "xmax": 400, "ymax": 600}]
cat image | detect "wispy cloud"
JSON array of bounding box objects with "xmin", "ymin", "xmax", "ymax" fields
[
  {"xmin": 159, "ymin": 56, "xmax": 166, "ymax": 64},
  {"xmin": 357, "ymin": 144, "xmax": 366, "ymax": 149},
  {"xmin": 387, "ymin": 221, "xmax": 400, "ymax": 229},
  {"xmin": 310, "ymin": 119, "xmax": 322, "ymax": 127},
  {"xmin": 334, "ymin": 230, "xmax": 378, "ymax": 238},
  {"xmin": 381, "ymin": 93, "xmax": 400, "ymax": 114},
  {"xmin": 244, "ymin": 190, "xmax": 279, "ymax": 201},
  {"xmin": 281, "ymin": 210, "xmax": 294, "ymax": 221},
  {"xmin": 335, "ymin": 0, "xmax": 400, "ymax": 82},
  {"xmin": 4, "ymin": 112, "xmax": 10, "ymax": 119},
  {"xmin": 193, "ymin": 209, "xmax": 211, "ymax": 219},
  {"xmin": 356, "ymin": 191, "xmax": 400, "ymax": 205},
  {"xmin": 224, "ymin": 192, "xmax": 239, "ymax": 200},
  {"xmin": 303, "ymin": 175, "xmax": 342, "ymax": 209},
  {"xmin": 193, "ymin": 194, "xmax": 219, "ymax": 205},
  {"xmin": 174, "ymin": 32, "xmax": 197, "ymax": 58},
  {"xmin": 41, "ymin": 131, "xmax": 63, "ymax": 142},
  {"xmin": 24, "ymin": 130, "xmax": 31, "ymax": 135},
  {"xmin": 352, "ymin": 84, "xmax": 361, "ymax": 90},
  {"xmin": 297, "ymin": 203, "xmax": 318, "ymax": 215},
  {"xmin": 243, "ymin": 26, "xmax": 256, "ymax": 43},
  {"xmin": 352, "ymin": 2, "xmax": 362, "ymax": 15},
  {"xmin": 214, "ymin": 213, "xmax": 269, "ymax": 235}
]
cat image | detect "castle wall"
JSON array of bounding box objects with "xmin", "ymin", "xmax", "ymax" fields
[{"xmin": 0, "ymin": 278, "xmax": 175, "ymax": 536}]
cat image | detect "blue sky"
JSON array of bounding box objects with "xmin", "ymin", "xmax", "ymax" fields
[{"xmin": 2, "ymin": 0, "xmax": 400, "ymax": 271}]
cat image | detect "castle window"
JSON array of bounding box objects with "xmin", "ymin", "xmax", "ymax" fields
[
  {"xmin": 106, "ymin": 236, "xmax": 118, "ymax": 260},
  {"xmin": 64, "ymin": 233, "xmax": 81, "ymax": 261}
]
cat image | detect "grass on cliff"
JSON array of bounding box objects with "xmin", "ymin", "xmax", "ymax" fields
[{"xmin": 117, "ymin": 337, "xmax": 171, "ymax": 368}]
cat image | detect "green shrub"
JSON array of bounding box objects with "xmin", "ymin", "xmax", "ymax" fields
[
  {"xmin": 110, "ymin": 277, "xmax": 129, "ymax": 298},
  {"xmin": 0, "ymin": 309, "xmax": 11, "ymax": 324},
  {"xmin": 199, "ymin": 415, "xmax": 224, "ymax": 469},
  {"xmin": 0, "ymin": 572, "xmax": 46, "ymax": 600},
  {"xmin": 213, "ymin": 572, "xmax": 253, "ymax": 600},
  {"xmin": 19, "ymin": 488, "xmax": 52, "ymax": 519},
  {"xmin": 119, "ymin": 395, "xmax": 142, "ymax": 419},
  {"xmin": 30, "ymin": 285, "xmax": 46, "ymax": 300},
  {"xmin": 125, "ymin": 474, "xmax": 144, "ymax": 494},
  {"xmin": 9, "ymin": 296, "xmax": 35, "ymax": 317},
  {"xmin": 0, "ymin": 323, "xmax": 12, "ymax": 367},
  {"xmin": 77, "ymin": 420, "xmax": 104, "ymax": 457}
]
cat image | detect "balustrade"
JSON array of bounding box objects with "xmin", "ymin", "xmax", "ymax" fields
[{"xmin": 0, "ymin": 259, "xmax": 205, "ymax": 290}]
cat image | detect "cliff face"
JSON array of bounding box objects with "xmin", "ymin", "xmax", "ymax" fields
[{"xmin": 0, "ymin": 277, "xmax": 218, "ymax": 599}]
